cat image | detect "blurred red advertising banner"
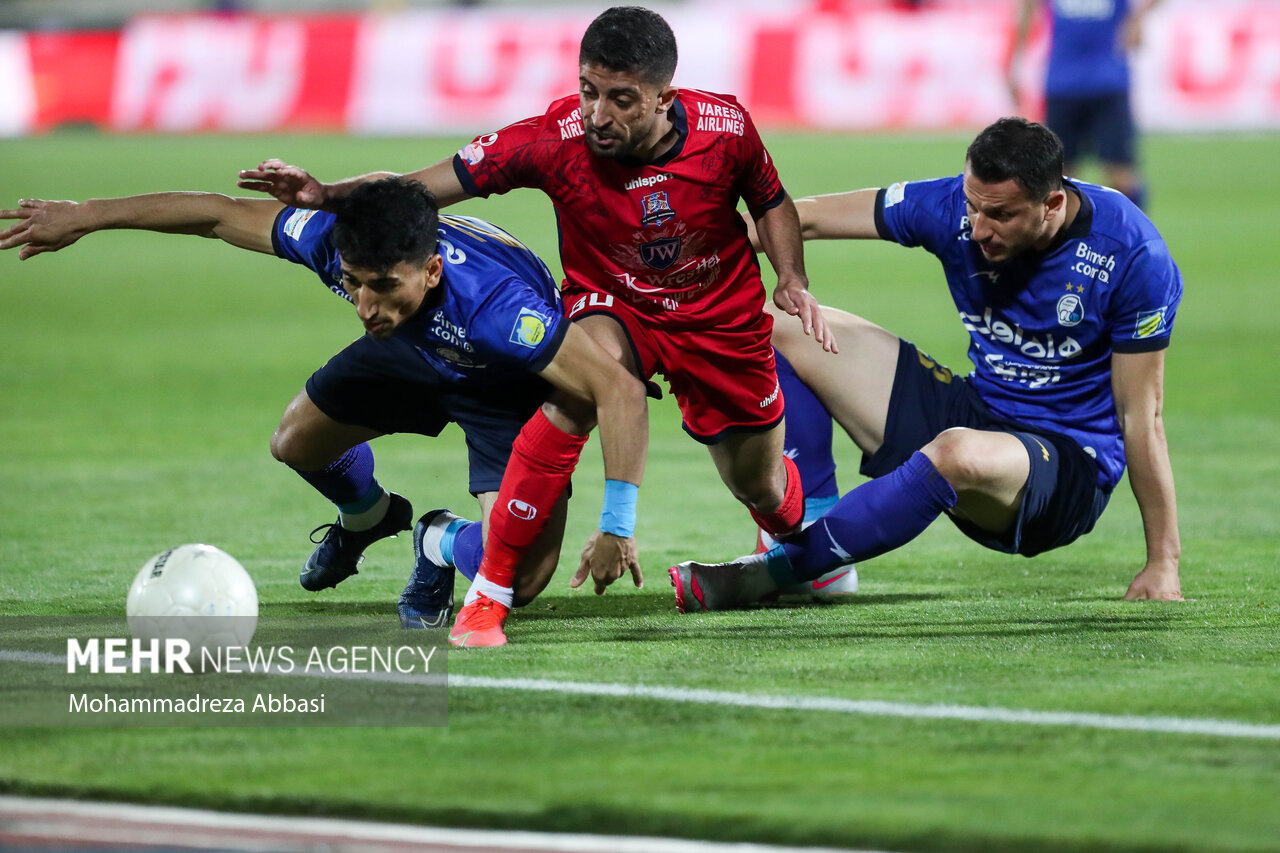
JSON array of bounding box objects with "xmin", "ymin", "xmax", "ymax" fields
[{"xmin": 2, "ymin": 1, "xmax": 1279, "ymax": 136}]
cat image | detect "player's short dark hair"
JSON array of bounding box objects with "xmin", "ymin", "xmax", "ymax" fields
[
  {"xmin": 332, "ymin": 176, "xmax": 439, "ymax": 270},
  {"xmin": 966, "ymin": 117, "xmax": 1064, "ymax": 202},
  {"xmin": 579, "ymin": 6, "xmax": 678, "ymax": 88}
]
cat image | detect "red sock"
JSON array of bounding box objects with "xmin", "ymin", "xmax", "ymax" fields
[
  {"xmin": 750, "ymin": 455, "xmax": 804, "ymax": 540},
  {"xmin": 477, "ymin": 409, "xmax": 587, "ymax": 588}
]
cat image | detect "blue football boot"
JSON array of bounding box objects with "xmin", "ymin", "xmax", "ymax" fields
[
  {"xmin": 301, "ymin": 492, "xmax": 413, "ymax": 591},
  {"xmin": 398, "ymin": 509, "xmax": 466, "ymax": 629}
]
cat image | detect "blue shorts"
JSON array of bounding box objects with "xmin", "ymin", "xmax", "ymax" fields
[
  {"xmin": 860, "ymin": 340, "xmax": 1110, "ymax": 557},
  {"xmin": 1045, "ymin": 91, "xmax": 1136, "ymax": 167},
  {"xmin": 305, "ymin": 335, "xmax": 549, "ymax": 494}
]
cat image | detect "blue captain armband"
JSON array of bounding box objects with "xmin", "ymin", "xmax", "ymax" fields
[{"xmin": 599, "ymin": 479, "xmax": 639, "ymax": 538}]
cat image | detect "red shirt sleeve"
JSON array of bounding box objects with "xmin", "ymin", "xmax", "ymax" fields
[
  {"xmin": 451, "ymin": 116, "xmax": 548, "ymax": 198},
  {"xmin": 452, "ymin": 99, "xmax": 581, "ymax": 198},
  {"xmin": 734, "ymin": 107, "xmax": 786, "ymax": 218}
]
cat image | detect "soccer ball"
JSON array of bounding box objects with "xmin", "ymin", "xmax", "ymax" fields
[{"xmin": 127, "ymin": 544, "xmax": 258, "ymax": 664}]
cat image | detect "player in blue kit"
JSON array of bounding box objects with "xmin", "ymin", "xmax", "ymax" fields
[
  {"xmin": 672, "ymin": 117, "xmax": 1184, "ymax": 609},
  {"xmin": 0, "ymin": 178, "xmax": 648, "ymax": 624},
  {"xmin": 1010, "ymin": 0, "xmax": 1164, "ymax": 208}
]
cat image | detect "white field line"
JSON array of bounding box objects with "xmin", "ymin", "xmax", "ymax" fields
[
  {"xmin": 4, "ymin": 649, "xmax": 1280, "ymax": 740},
  {"xmin": 0, "ymin": 795, "xmax": 890, "ymax": 853}
]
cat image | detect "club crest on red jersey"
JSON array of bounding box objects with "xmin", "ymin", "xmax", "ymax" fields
[
  {"xmin": 640, "ymin": 191, "xmax": 675, "ymax": 227},
  {"xmin": 640, "ymin": 237, "xmax": 683, "ymax": 270}
]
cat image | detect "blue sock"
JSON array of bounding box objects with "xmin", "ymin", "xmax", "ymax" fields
[
  {"xmin": 450, "ymin": 521, "xmax": 483, "ymax": 581},
  {"xmin": 776, "ymin": 349, "xmax": 839, "ymax": 502},
  {"xmin": 776, "ymin": 451, "xmax": 957, "ymax": 583},
  {"xmin": 804, "ymin": 495, "xmax": 839, "ymax": 525},
  {"xmin": 294, "ymin": 443, "xmax": 379, "ymax": 511}
]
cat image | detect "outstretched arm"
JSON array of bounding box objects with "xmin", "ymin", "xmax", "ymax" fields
[
  {"xmin": 236, "ymin": 156, "xmax": 472, "ymax": 211},
  {"xmin": 745, "ymin": 188, "xmax": 883, "ymax": 249},
  {"xmin": 537, "ymin": 324, "xmax": 650, "ymax": 594},
  {"xmin": 755, "ymin": 193, "xmax": 836, "ymax": 353},
  {"xmin": 0, "ymin": 194, "xmax": 283, "ymax": 259},
  {"xmin": 1113, "ymin": 348, "xmax": 1183, "ymax": 601}
]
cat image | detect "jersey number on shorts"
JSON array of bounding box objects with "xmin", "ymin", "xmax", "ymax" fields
[{"xmin": 568, "ymin": 293, "xmax": 615, "ymax": 317}]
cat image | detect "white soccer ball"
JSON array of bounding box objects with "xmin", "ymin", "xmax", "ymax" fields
[{"xmin": 127, "ymin": 544, "xmax": 258, "ymax": 663}]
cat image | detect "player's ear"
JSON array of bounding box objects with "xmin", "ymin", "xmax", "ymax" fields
[
  {"xmin": 1043, "ymin": 188, "xmax": 1067, "ymax": 222},
  {"xmin": 424, "ymin": 253, "xmax": 444, "ymax": 287},
  {"xmin": 655, "ymin": 85, "xmax": 677, "ymax": 114}
]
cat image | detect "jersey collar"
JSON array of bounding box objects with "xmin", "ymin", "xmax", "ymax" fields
[
  {"xmin": 617, "ymin": 98, "xmax": 688, "ymax": 168},
  {"xmin": 1045, "ymin": 179, "xmax": 1094, "ymax": 254}
]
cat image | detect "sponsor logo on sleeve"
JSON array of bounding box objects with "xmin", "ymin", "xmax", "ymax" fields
[
  {"xmin": 509, "ymin": 307, "xmax": 550, "ymax": 348},
  {"xmin": 282, "ymin": 209, "xmax": 317, "ymax": 240},
  {"xmin": 1134, "ymin": 307, "xmax": 1167, "ymax": 339},
  {"xmin": 458, "ymin": 143, "xmax": 486, "ymax": 165},
  {"xmin": 457, "ymin": 132, "xmax": 499, "ymax": 165},
  {"xmin": 885, "ymin": 181, "xmax": 907, "ymax": 207}
]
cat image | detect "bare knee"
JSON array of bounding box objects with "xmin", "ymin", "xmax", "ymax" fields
[
  {"xmin": 920, "ymin": 429, "xmax": 984, "ymax": 491},
  {"xmin": 545, "ymin": 393, "xmax": 597, "ymax": 435},
  {"xmin": 270, "ymin": 416, "xmax": 347, "ymax": 471},
  {"xmin": 271, "ymin": 421, "xmax": 320, "ymax": 470},
  {"xmin": 722, "ymin": 460, "xmax": 788, "ymax": 513}
]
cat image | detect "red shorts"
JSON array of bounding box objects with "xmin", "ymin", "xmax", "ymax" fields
[{"xmin": 562, "ymin": 286, "xmax": 783, "ymax": 443}]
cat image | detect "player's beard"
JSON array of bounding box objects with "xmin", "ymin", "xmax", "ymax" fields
[{"xmin": 584, "ymin": 126, "xmax": 633, "ymax": 159}]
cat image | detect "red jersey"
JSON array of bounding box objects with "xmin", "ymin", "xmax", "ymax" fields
[{"xmin": 451, "ymin": 90, "xmax": 786, "ymax": 332}]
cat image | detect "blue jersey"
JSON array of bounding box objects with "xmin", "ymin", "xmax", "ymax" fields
[
  {"xmin": 270, "ymin": 207, "xmax": 566, "ymax": 387},
  {"xmin": 875, "ymin": 175, "xmax": 1182, "ymax": 490},
  {"xmin": 1045, "ymin": 0, "xmax": 1130, "ymax": 96}
]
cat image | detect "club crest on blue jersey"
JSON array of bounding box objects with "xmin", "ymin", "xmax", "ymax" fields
[
  {"xmin": 640, "ymin": 191, "xmax": 675, "ymax": 227},
  {"xmin": 640, "ymin": 237, "xmax": 683, "ymax": 270},
  {"xmin": 1056, "ymin": 293, "xmax": 1085, "ymax": 326},
  {"xmin": 1134, "ymin": 308, "xmax": 1167, "ymax": 339},
  {"xmin": 509, "ymin": 307, "xmax": 550, "ymax": 348}
]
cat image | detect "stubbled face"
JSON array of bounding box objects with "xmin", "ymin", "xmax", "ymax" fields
[
  {"xmin": 962, "ymin": 165, "xmax": 1064, "ymax": 264},
  {"xmin": 339, "ymin": 255, "xmax": 442, "ymax": 338},
  {"xmin": 579, "ymin": 63, "xmax": 674, "ymax": 160}
]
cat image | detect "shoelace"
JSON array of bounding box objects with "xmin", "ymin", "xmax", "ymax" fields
[
  {"xmin": 309, "ymin": 523, "xmax": 341, "ymax": 545},
  {"xmin": 463, "ymin": 597, "xmax": 501, "ymax": 626}
]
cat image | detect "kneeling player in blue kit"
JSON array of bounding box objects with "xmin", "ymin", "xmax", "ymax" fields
[{"xmin": 672, "ymin": 117, "xmax": 1184, "ymax": 608}]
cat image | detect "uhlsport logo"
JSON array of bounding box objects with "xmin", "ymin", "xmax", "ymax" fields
[
  {"xmin": 625, "ymin": 173, "xmax": 670, "ymax": 192},
  {"xmin": 509, "ymin": 308, "xmax": 549, "ymax": 348},
  {"xmin": 508, "ymin": 500, "xmax": 537, "ymax": 521}
]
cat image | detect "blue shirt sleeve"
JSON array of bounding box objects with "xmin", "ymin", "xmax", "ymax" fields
[
  {"xmin": 874, "ymin": 176, "xmax": 960, "ymax": 255},
  {"xmin": 1110, "ymin": 240, "xmax": 1182, "ymax": 353},
  {"xmin": 270, "ymin": 207, "xmax": 347, "ymax": 298},
  {"xmin": 466, "ymin": 276, "xmax": 568, "ymax": 373}
]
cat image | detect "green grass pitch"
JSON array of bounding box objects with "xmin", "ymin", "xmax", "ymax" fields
[{"xmin": 1, "ymin": 130, "xmax": 1278, "ymax": 852}]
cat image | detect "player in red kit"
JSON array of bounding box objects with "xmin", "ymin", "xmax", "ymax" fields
[{"xmin": 239, "ymin": 6, "xmax": 834, "ymax": 647}]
